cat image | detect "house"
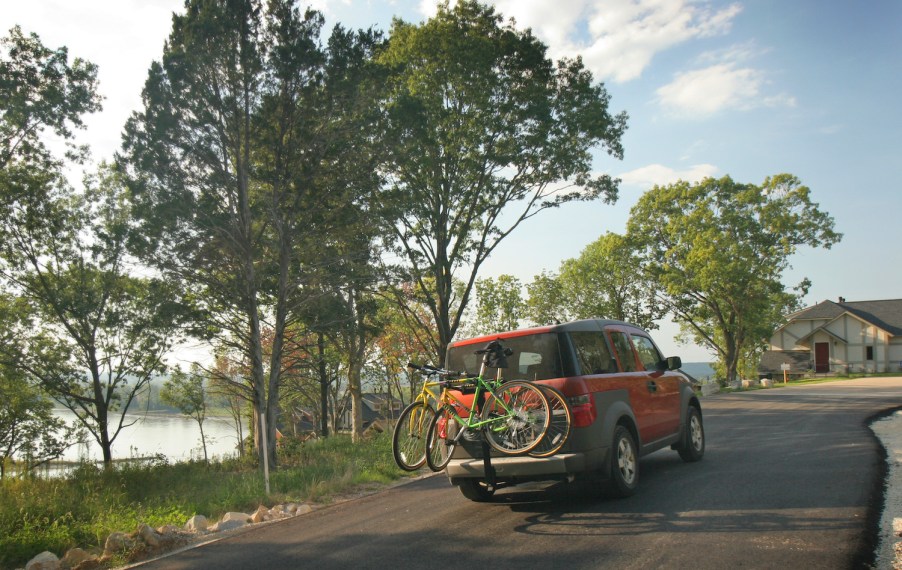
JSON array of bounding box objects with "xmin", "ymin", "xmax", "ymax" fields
[
  {"xmin": 336, "ymin": 393, "xmax": 404, "ymax": 433},
  {"xmin": 760, "ymin": 297, "xmax": 902, "ymax": 376}
]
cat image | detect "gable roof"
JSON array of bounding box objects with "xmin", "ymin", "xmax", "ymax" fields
[{"xmin": 787, "ymin": 298, "xmax": 902, "ymax": 336}]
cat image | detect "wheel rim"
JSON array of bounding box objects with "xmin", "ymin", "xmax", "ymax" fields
[
  {"xmin": 689, "ymin": 415, "xmax": 703, "ymax": 451},
  {"xmin": 617, "ymin": 436, "xmax": 637, "ymax": 484}
]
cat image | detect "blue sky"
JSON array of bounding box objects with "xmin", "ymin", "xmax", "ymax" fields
[{"xmin": 4, "ymin": 0, "xmax": 901, "ymax": 363}]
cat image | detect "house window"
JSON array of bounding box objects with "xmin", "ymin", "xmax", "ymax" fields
[{"xmin": 866, "ymin": 346, "xmax": 874, "ymax": 360}]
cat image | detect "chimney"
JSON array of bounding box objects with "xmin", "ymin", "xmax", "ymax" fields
[{"xmin": 838, "ymin": 296, "xmax": 846, "ymax": 303}]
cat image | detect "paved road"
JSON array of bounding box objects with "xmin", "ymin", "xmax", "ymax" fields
[{"xmin": 138, "ymin": 378, "xmax": 902, "ymax": 569}]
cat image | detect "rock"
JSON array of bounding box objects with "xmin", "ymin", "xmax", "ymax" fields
[
  {"xmin": 295, "ymin": 503, "xmax": 312, "ymax": 516},
  {"xmin": 760, "ymin": 379, "xmax": 773, "ymax": 388},
  {"xmin": 221, "ymin": 511, "xmax": 251, "ymax": 523},
  {"xmin": 25, "ymin": 551, "xmax": 60, "ymax": 570},
  {"xmin": 741, "ymin": 379, "xmax": 755, "ymax": 389},
  {"xmin": 137, "ymin": 524, "xmax": 162, "ymax": 547},
  {"xmin": 103, "ymin": 532, "xmax": 136, "ymax": 556},
  {"xmin": 209, "ymin": 519, "xmax": 247, "ymax": 532},
  {"xmin": 185, "ymin": 514, "xmax": 209, "ymax": 532},
  {"xmin": 60, "ymin": 547, "xmax": 96, "ymax": 568},
  {"xmin": 251, "ymin": 505, "xmax": 269, "ymax": 524}
]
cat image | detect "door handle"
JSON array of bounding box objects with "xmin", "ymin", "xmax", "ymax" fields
[{"xmin": 646, "ymin": 381, "xmax": 658, "ymax": 393}]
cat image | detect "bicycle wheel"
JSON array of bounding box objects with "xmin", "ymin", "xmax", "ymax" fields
[
  {"xmin": 391, "ymin": 400, "xmax": 435, "ymax": 471},
  {"xmin": 529, "ymin": 385, "xmax": 572, "ymax": 458},
  {"xmin": 481, "ymin": 380, "xmax": 549, "ymax": 456},
  {"xmin": 425, "ymin": 406, "xmax": 457, "ymax": 472}
]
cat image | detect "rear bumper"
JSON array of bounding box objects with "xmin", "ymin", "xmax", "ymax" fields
[{"xmin": 445, "ymin": 447, "xmax": 608, "ymax": 481}]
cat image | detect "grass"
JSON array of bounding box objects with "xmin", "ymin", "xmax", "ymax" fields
[{"xmin": 0, "ymin": 430, "xmax": 411, "ymax": 570}]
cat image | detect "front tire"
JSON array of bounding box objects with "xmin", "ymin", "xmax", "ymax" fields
[
  {"xmin": 608, "ymin": 425, "xmax": 639, "ymax": 498},
  {"xmin": 677, "ymin": 405, "xmax": 705, "ymax": 462},
  {"xmin": 391, "ymin": 401, "xmax": 435, "ymax": 471}
]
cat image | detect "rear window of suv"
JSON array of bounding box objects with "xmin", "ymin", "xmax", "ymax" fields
[{"xmin": 447, "ymin": 333, "xmax": 564, "ymax": 381}]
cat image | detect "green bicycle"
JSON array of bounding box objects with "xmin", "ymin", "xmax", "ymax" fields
[{"xmin": 425, "ymin": 341, "xmax": 551, "ymax": 472}]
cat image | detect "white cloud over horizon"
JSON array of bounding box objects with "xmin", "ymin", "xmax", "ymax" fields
[{"xmin": 619, "ymin": 163, "xmax": 719, "ymax": 188}]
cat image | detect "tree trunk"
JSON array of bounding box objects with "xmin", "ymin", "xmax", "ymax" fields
[{"xmin": 318, "ymin": 332, "xmax": 329, "ymax": 437}]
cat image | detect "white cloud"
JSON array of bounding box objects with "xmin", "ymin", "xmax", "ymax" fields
[
  {"xmin": 656, "ymin": 60, "xmax": 796, "ymax": 117},
  {"xmin": 619, "ymin": 163, "xmax": 718, "ymax": 188},
  {"xmin": 492, "ymin": 0, "xmax": 742, "ymax": 83}
]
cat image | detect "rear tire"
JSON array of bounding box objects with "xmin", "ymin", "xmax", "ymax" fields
[
  {"xmin": 457, "ymin": 478, "xmax": 495, "ymax": 502},
  {"xmin": 608, "ymin": 425, "xmax": 639, "ymax": 498},
  {"xmin": 529, "ymin": 385, "xmax": 572, "ymax": 458},
  {"xmin": 481, "ymin": 380, "xmax": 549, "ymax": 455},
  {"xmin": 677, "ymin": 405, "xmax": 705, "ymax": 462},
  {"xmin": 391, "ymin": 401, "xmax": 435, "ymax": 471}
]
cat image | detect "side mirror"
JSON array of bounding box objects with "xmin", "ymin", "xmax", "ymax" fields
[{"xmin": 665, "ymin": 356, "xmax": 682, "ymax": 371}]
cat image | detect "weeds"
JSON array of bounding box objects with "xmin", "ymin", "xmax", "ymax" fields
[{"xmin": 0, "ymin": 431, "xmax": 410, "ymax": 569}]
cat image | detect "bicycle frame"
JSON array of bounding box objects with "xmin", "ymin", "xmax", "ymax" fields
[{"xmin": 435, "ymin": 364, "xmax": 519, "ymax": 442}]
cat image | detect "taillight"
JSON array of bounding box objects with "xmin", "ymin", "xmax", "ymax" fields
[{"xmin": 567, "ymin": 394, "xmax": 596, "ymax": 428}]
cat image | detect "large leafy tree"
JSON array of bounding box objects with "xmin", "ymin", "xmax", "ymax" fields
[
  {"xmin": 557, "ymin": 233, "xmax": 662, "ymax": 329},
  {"xmin": 1, "ymin": 29, "xmax": 182, "ymax": 466},
  {"xmin": 471, "ymin": 274, "xmax": 525, "ymax": 335},
  {"xmin": 120, "ymin": 1, "xmax": 382, "ymax": 464},
  {"xmin": 627, "ymin": 174, "xmax": 841, "ymax": 383},
  {"xmin": 376, "ymin": 0, "xmax": 627, "ymax": 363},
  {"xmin": 0, "ymin": 166, "xmax": 187, "ymax": 465}
]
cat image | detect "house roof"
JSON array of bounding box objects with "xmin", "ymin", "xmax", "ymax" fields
[
  {"xmin": 759, "ymin": 350, "xmax": 810, "ymax": 373},
  {"xmin": 787, "ymin": 298, "xmax": 902, "ymax": 336}
]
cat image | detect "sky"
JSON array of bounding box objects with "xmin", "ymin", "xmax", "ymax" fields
[{"xmin": 3, "ymin": 0, "xmax": 901, "ymax": 364}]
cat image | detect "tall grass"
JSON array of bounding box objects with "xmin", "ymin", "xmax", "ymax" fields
[{"xmin": 0, "ymin": 431, "xmax": 406, "ymax": 569}]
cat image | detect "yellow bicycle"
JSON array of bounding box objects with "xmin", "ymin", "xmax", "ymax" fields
[{"xmin": 391, "ymin": 363, "xmax": 468, "ymax": 471}]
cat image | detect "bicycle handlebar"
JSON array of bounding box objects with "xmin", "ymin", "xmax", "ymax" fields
[{"xmin": 406, "ymin": 362, "xmax": 462, "ymax": 378}]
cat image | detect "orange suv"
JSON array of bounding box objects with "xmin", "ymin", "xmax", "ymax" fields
[{"xmin": 443, "ymin": 319, "xmax": 705, "ymax": 501}]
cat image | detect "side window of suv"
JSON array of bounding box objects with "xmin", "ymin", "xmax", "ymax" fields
[
  {"xmin": 609, "ymin": 331, "xmax": 638, "ymax": 372},
  {"xmin": 631, "ymin": 334, "xmax": 663, "ymax": 371},
  {"xmin": 570, "ymin": 332, "xmax": 615, "ymax": 375}
]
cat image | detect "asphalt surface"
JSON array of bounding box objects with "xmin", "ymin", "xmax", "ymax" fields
[{"xmin": 134, "ymin": 377, "xmax": 902, "ymax": 570}]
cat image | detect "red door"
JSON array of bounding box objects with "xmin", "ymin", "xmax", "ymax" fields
[{"xmin": 815, "ymin": 342, "xmax": 830, "ymax": 373}]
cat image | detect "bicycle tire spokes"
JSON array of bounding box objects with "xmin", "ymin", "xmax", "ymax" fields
[{"xmin": 481, "ymin": 381, "xmax": 549, "ymax": 455}]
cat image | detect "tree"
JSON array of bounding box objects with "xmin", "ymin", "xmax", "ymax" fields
[
  {"xmin": 472, "ymin": 274, "xmax": 525, "ymax": 335},
  {"xmin": 161, "ymin": 366, "xmax": 210, "ymax": 462},
  {"xmin": 0, "ymin": 166, "xmax": 188, "ymax": 466},
  {"xmin": 557, "ymin": 233, "xmax": 662, "ymax": 330},
  {"xmin": 0, "ymin": 296, "xmax": 82, "ymax": 479},
  {"xmin": 375, "ymin": 0, "xmax": 627, "ymax": 364},
  {"xmin": 524, "ymin": 271, "xmax": 567, "ymax": 327},
  {"xmin": 1, "ymin": 29, "xmax": 184, "ymax": 466},
  {"xmin": 120, "ymin": 1, "xmax": 382, "ymax": 465},
  {"xmin": 626, "ymin": 174, "xmax": 841, "ymax": 383},
  {"xmin": 0, "ymin": 26, "xmax": 101, "ymax": 179}
]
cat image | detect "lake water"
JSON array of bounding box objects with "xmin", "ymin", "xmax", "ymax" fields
[{"xmin": 54, "ymin": 409, "xmax": 245, "ymax": 463}]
